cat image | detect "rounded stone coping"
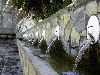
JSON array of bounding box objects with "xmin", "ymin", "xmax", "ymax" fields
[{"xmin": 17, "ymin": 39, "xmax": 58, "ymax": 75}]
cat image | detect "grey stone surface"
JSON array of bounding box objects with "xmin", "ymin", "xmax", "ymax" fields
[
  {"xmin": 85, "ymin": 1, "xmax": 97, "ymax": 16},
  {"xmin": 97, "ymin": 14, "xmax": 100, "ymax": 23},
  {"xmin": 2, "ymin": 13, "xmax": 15, "ymax": 34},
  {"xmin": 71, "ymin": 49, "xmax": 78, "ymax": 56},
  {"xmin": 98, "ymin": 2, "xmax": 100, "ymax": 12},
  {"xmin": 17, "ymin": 40, "xmax": 58, "ymax": 75},
  {"xmin": 0, "ymin": 0, "xmax": 17, "ymax": 34},
  {"xmin": 80, "ymin": 30, "xmax": 86, "ymax": 36},
  {"xmin": 71, "ymin": 27, "xmax": 80, "ymax": 47},
  {"xmin": 65, "ymin": 24, "xmax": 72, "ymax": 41},
  {"xmin": 97, "ymin": 14, "xmax": 100, "ymax": 35},
  {"xmin": 72, "ymin": 7, "xmax": 85, "ymax": 32},
  {"xmin": 72, "ymin": 0, "xmax": 86, "ymax": 6},
  {"xmin": 0, "ymin": 39, "xmax": 23, "ymax": 75}
]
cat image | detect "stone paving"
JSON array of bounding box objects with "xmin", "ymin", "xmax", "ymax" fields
[{"xmin": 0, "ymin": 39, "xmax": 23, "ymax": 75}]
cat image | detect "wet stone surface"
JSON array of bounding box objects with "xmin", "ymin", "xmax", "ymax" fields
[{"xmin": 0, "ymin": 39, "xmax": 23, "ymax": 75}]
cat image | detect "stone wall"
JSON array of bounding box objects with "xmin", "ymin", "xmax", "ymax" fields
[
  {"xmin": 16, "ymin": 39, "xmax": 58, "ymax": 75},
  {"xmin": 2, "ymin": 0, "xmax": 13, "ymax": 34},
  {"xmin": 19, "ymin": 0, "xmax": 100, "ymax": 56},
  {"xmin": 0, "ymin": 0, "xmax": 19, "ymax": 34}
]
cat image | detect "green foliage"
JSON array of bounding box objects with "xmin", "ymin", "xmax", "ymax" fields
[
  {"xmin": 39, "ymin": 39, "xmax": 47, "ymax": 54},
  {"xmin": 77, "ymin": 43, "xmax": 100, "ymax": 75},
  {"xmin": 12, "ymin": 0, "xmax": 72, "ymax": 19},
  {"xmin": 49, "ymin": 38, "xmax": 74, "ymax": 63}
]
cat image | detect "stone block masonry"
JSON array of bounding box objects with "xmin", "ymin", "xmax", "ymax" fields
[
  {"xmin": 18, "ymin": 0, "xmax": 100, "ymax": 56},
  {"xmin": 17, "ymin": 39, "xmax": 58, "ymax": 75}
]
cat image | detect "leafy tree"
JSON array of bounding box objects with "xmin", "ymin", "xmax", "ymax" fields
[{"xmin": 12, "ymin": 0, "xmax": 72, "ymax": 19}]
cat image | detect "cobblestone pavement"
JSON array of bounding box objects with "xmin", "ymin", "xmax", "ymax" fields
[{"xmin": 0, "ymin": 39, "xmax": 23, "ymax": 75}]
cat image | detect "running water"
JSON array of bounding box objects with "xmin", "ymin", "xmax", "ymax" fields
[
  {"xmin": 38, "ymin": 37, "xmax": 44, "ymax": 48},
  {"xmin": 46, "ymin": 24, "xmax": 59, "ymax": 51},
  {"xmin": 38, "ymin": 29, "xmax": 46, "ymax": 46},
  {"xmin": 38, "ymin": 37, "xmax": 57, "ymax": 58},
  {"xmin": 73, "ymin": 15, "xmax": 100, "ymax": 71},
  {"xmin": 73, "ymin": 39, "xmax": 91, "ymax": 71},
  {"xmin": 46, "ymin": 37, "xmax": 57, "ymax": 53}
]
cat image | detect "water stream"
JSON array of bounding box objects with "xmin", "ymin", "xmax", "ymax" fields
[
  {"xmin": 36, "ymin": 37, "xmax": 57, "ymax": 58},
  {"xmin": 21, "ymin": 37, "xmax": 100, "ymax": 75},
  {"xmin": 46, "ymin": 37, "xmax": 57, "ymax": 53},
  {"xmin": 38, "ymin": 37, "xmax": 44, "ymax": 47},
  {"xmin": 73, "ymin": 39, "xmax": 91, "ymax": 71}
]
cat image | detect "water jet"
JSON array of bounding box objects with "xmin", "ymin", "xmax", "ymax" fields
[{"xmin": 73, "ymin": 15, "xmax": 100, "ymax": 71}]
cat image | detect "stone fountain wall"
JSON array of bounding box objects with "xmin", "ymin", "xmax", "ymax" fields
[
  {"xmin": 0, "ymin": 0, "xmax": 19, "ymax": 35},
  {"xmin": 19, "ymin": 0, "xmax": 100, "ymax": 56}
]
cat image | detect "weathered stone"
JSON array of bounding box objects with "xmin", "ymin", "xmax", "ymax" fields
[
  {"xmin": 71, "ymin": 27, "xmax": 80, "ymax": 47},
  {"xmin": 65, "ymin": 42, "xmax": 70, "ymax": 54},
  {"xmin": 97, "ymin": 14, "xmax": 100, "ymax": 22},
  {"xmin": 64, "ymin": 22, "xmax": 73, "ymax": 54},
  {"xmin": 59, "ymin": 25, "xmax": 64, "ymax": 37},
  {"xmin": 63, "ymin": 12, "xmax": 71, "ymax": 27},
  {"xmin": 0, "ymin": 39, "xmax": 23, "ymax": 75},
  {"xmin": 0, "ymin": 14, "xmax": 2, "ymax": 24},
  {"xmin": 2, "ymin": 13, "xmax": 14, "ymax": 34},
  {"xmin": 57, "ymin": 16, "xmax": 64, "ymax": 37},
  {"xmin": 72, "ymin": 0, "xmax": 86, "ymax": 6},
  {"xmin": 42, "ymin": 23, "xmax": 46, "ymax": 29},
  {"xmin": 65, "ymin": 24, "xmax": 73, "ymax": 41},
  {"xmin": 38, "ymin": 28, "xmax": 43, "ymax": 37},
  {"xmin": 72, "ymin": 7, "xmax": 85, "ymax": 32},
  {"xmin": 51, "ymin": 27, "xmax": 55, "ymax": 36},
  {"xmin": 85, "ymin": 14, "xmax": 90, "ymax": 27},
  {"xmin": 58, "ymin": 14, "xmax": 64, "ymax": 20},
  {"xmin": 17, "ymin": 40, "xmax": 58, "ymax": 75},
  {"xmin": 85, "ymin": 1, "xmax": 97, "ymax": 16},
  {"xmin": 8, "ymin": 35, "xmax": 13, "ymax": 38},
  {"xmin": 36, "ymin": 26, "xmax": 39, "ymax": 30},
  {"xmin": 57, "ymin": 19, "xmax": 63, "ymax": 26},
  {"xmin": 98, "ymin": 2, "xmax": 100, "ymax": 13},
  {"xmin": 71, "ymin": 49, "xmax": 77, "ymax": 56},
  {"xmin": 45, "ymin": 29, "xmax": 51, "ymax": 42},
  {"xmin": 80, "ymin": 36, "xmax": 87, "ymax": 44},
  {"xmin": 46, "ymin": 22, "xmax": 50, "ymax": 29},
  {"xmin": 16, "ymin": 0, "xmax": 100, "ymax": 58},
  {"xmin": 1, "ymin": 35, "xmax": 6, "ymax": 38},
  {"xmin": 0, "ymin": 1, "xmax": 2, "ymax": 11},
  {"xmin": 97, "ymin": 14, "xmax": 100, "ymax": 34},
  {"xmin": 52, "ymin": 17, "xmax": 58, "ymax": 26},
  {"xmin": 49, "ymin": 20, "xmax": 53, "ymax": 26},
  {"xmin": 58, "ymin": 17, "xmax": 65, "ymax": 37},
  {"xmin": 80, "ymin": 30, "xmax": 86, "ymax": 36}
]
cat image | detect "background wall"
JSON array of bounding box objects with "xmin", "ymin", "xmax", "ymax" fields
[{"xmin": 0, "ymin": 0, "xmax": 19, "ymax": 34}]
